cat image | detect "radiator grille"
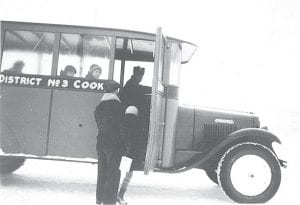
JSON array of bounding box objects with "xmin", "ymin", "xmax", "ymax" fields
[{"xmin": 200, "ymin": 123, "xmax": 238, "ymax": 151}]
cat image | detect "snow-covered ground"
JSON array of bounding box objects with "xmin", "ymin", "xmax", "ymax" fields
[
  {"xmin": 0, "ymin": 109, "xmax": 299, "ymax": 205},
  {"xmin": 0, "ymin": 152, "xmax": 297, "ymax": 205}
]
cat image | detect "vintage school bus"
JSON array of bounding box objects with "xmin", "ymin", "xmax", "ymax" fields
[{"xmin": 0, "ymin": 21, "xmax": 286, "ymax": 203}]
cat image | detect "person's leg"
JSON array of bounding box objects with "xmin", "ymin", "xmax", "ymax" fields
[
  {"xmin": 102, "ymin": 151, "xmax": 122, "ymax": 205},
  {"xmin": 117, "ymin": 171, "xmax": 133, "ymax": 204},
  {"xmin": 96, "ymin": 151, "xmax": 107, "ymax": 204}
]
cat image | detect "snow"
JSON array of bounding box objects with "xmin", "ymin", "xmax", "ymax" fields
[
  {"xmin": 0, "ymin": 154, "xmax": 297, "ymax": 205},
  {"xmin": 0, "ymin": 109, "xmax": 299, "ymax": 205}
]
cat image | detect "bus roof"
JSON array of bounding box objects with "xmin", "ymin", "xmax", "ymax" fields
[{"xmin": 1, "ymin": 21, "xmax": 197, "ymax": 64}]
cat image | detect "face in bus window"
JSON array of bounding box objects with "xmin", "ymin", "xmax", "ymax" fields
[
  {"xmin": 66, "ymin": 70, "xmax": 76, "ymax": 77},
  {"xmin": 86, "ymin": 64, "xmax": 102, "ymax": 80},
  {"xmin": 60, "ymin": 65, "xmax": 77, "ymax": 77}
]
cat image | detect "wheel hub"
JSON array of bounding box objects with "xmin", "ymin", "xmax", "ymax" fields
[{"xmin": 230, "ymin": 154, "xmax": 272, "ymax": 196}]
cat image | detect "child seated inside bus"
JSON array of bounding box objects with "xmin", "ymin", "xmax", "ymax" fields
[
  {"xmin": 60, "ymin": 65, "xmax": 77, "ymax": 77},
  {"xmin": 2, "ymin": 60, "xmax": 25, "ymax": 75},
  {"xmin": 85, "ymin": 64, "xmax": 102, "ymax": 80}
]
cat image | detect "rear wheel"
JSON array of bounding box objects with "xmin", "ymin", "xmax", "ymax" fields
[
  {"xmin": 217, "ymin": 142, "xmax": 281, "ymax": 203},
  {"xmin": 0, "ymin": 156, "xmax": 25, "ymax": 174}
]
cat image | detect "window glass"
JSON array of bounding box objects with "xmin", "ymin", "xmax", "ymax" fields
[
  {"xmin": 169, "ymin": 42, "xmax": 182, "ymax": 85},
  {"xmin": 113, "ymin": 60, "xmax": 122, "ymax": 83},
  {"xmin": 1, "ymin": 30, "xmax": 55, "ymax": 75},
  {"xmin": 57, "ymin": 34, "xmax": 111, "ymax": 79}
]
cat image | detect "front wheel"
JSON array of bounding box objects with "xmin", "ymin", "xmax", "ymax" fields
[
  {"xmin": 217, "ymin": 142, "xmax": 281, "ymax": 203},
  {"xmin": 0, "ymin": 156, "xmax": 25, "ymax": 175},
  {"xmin": 205, "ymin": 169, "xmax": 218, "ymax": 184}
]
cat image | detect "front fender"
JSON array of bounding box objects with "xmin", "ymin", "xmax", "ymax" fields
[
  {"xmin": 164, "ymin": 128, "xmax": 282, "ymax": 173},
  {"xmin": 226, "ymin": 128, "xmax": 281, "ymax": 146}
]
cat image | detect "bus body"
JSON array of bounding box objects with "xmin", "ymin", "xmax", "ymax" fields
[{"xmin": 0, "ymin": 21, "xmax": 285, "ymax": 203}]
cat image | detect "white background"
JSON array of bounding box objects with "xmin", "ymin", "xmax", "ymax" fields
[{"xmin": 0, "ymin": 0, "xmax": 299, "ymax": 204}]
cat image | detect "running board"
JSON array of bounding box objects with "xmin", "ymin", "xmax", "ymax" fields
[{"xmin": 0, "ymin": 153, "xmax": 98, "ymax": 164}]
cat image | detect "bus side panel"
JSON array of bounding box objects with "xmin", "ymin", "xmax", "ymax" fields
[
  {"xmin": 0, "ymin": 86, "xmax": 51, "ymax": 155},
  {"xmin": 47, "ymin": 90, "xmax": 102, "ymax": 159}
]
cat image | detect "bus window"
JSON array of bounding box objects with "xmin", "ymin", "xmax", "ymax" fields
[
  {"xmin": 57, "ymin": 34, "xmax": 111, "ymax": 79},
  {"xmin": 113, "ymin": 38, "xmax": 154, "ymax": 87},
  {"xmin": 1, "ymin": 30, "xmax": 55, "ymax": 75}
]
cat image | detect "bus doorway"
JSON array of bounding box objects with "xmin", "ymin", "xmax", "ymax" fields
[
  {"xmin": 113, "ymin": 38, "xmax": 155, "ymax": 171},
  {"xmin": 112, "ymin": 28, "xmax": 168, "ymax": 174}
]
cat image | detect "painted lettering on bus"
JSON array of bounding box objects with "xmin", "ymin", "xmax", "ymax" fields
[
  {"xmin": 0, "ymin": 74, "xmax": 42, "ymax": 86},
  {"xmin": 73, "ymin": 79, "xmax": 104, "ymax": 91},
  {"xmin": 0, "ymin": 74, "xmax": 105, "ymax": 92}
]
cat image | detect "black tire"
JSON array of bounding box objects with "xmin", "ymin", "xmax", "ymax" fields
[
  {"xmin": 205, "ymin": 168, "xmax": 218, "ymax": 185},
  {"xmin": 217, "ymin": 142, "xmax": 281, "ymax": 203},
  {"xmin": 0, "ymin": 156, "xmax": 25, "ymax": 175}
]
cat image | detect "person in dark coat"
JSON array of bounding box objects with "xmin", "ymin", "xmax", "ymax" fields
[
  {"xmin": 119, "ymin": 66, "xmax": 151, "ymax": 110},
  {"xmin": 117, "ymin": 106, "xmax": 141, "ymax": 205},
  {"xmin": 95, "ymin": 80, "xmax": 125, "ymax": 205},
  {"xmin": 119, "ymin": 66, "xmax": 151, "ymax": 158}
]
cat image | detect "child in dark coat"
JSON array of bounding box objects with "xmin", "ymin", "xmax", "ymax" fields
[{"xmin": 117, "ymin": 106, "xmax": 143, "ymax": 205}]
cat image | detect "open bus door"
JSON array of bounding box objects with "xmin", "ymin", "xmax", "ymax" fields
[{"xmin": 144, "ymin": 28, "xmax": 167, "ymax": 174}]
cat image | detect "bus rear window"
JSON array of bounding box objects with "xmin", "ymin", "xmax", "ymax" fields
[{"xmin": 1, "ymin": 30, "xmax": 55, "ymax": 75}]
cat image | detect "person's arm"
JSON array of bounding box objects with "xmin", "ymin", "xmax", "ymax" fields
[{"xmin": 141, "ymin": 85, "xmax": 152, "ymax": 94}]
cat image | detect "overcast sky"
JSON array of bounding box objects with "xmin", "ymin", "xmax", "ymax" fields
[{"xmin": 0, "ymin": 0, "xmax": 299, "ymax": 112}]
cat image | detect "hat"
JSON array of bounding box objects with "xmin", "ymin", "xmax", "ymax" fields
[
  {"xmin": 125, "ymin": 106, "xmax": 139, "ymax": 116},
  {"xmin": 133, "ymin": 66, "xmax": 145, "ymax": 76},
  {"xmin": 65, "ymin": 65, "xmax": 77, "ymax": 74},
  {"xmin": 103, "ymin": 80, "xmax": 120, "ymax": 93},
  {"xmin": 90, "ymin": 64, "xmax": 102, "ymax": 73}
]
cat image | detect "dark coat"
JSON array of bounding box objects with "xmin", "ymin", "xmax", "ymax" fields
[
  {"xmin": 94, "ymin": 94, "xmax": 125, "ymax": 154},
  {"xmin": 121, "ymin": 113, "xmax": 145, "ymax": 160},
  {"xmin": 119, "ymin": 78, "xmax": 151, "ymax": 129},
  {"xmin": 119, "ymin": 78, "xmax": 151, "ymax": 110}
]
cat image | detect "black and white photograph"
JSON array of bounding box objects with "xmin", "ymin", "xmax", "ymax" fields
[{"xmin": 0, "ymin": 0, "xmax": 299, "ymax": 204}]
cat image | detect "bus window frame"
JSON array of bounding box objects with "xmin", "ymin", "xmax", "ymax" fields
[
  {"xmin": 55, "ymin": 33, "xmax": 116, "ymax": 80},
  {"xmin": 0, "ymin": 22, "xmax": 120, "ymax": 82},
  {"xmin": 1, "ymin": 21, "xmax": 189, "ymax": 86},
  {"xmin": 0, "ymin": 22, "xmax": 3, "ymax": 69}
]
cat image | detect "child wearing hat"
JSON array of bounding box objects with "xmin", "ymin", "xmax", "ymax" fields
[
  {"xmin": 117, "ymin": 106, "xmax": 142, "ymax": 205},
  {"xmin": 86, "ymin": 64, "xmax": 102, "ymax": 80},
  {"xmin": 60, "ymin": 65, "xmax": 77, "ymax": 77}
]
